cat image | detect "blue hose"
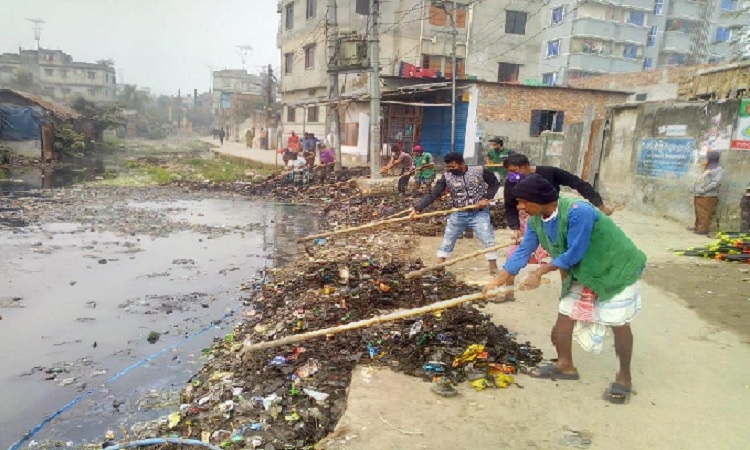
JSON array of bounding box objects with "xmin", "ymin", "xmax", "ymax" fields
[
  {"xmin": 103, "ymin": 438, "xmax": 223, "ymax": 450},
  {"xmin": 7, "ymin": 309, "xmax": 236, "ymax": 450}
]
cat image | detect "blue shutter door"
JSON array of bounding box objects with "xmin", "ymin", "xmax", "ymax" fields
[{"xmin": 419, "ymin": 101, "xmax": 468, "ymax": 157}]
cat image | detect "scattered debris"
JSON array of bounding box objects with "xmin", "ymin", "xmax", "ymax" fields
[{"xmin": 147, "ymin": 331, "xmax": 161, "ymax": 344}]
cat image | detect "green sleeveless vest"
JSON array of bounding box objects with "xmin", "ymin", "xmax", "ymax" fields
[{"xmin": 529, "ymin": 197, "xmax": 646, "ymax": 301}]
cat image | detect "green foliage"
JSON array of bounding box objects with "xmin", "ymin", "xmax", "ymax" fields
[
  {"xmin": 70, "ymin": 96, "xmax": 125, "ymax": 141},
  {"xmin": 54, "ymin": 123, "xmax": 85, "ymax": 156}
]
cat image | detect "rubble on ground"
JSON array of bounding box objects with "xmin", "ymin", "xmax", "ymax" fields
[{"xmin": 129, "ymin": 172, "xmax": 537, "ymax": 450}]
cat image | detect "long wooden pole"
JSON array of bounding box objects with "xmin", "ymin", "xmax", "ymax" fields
[
  {"xmin": 385, "ymin": 208, "xmax": 412, "ymax": 220},
  {"xmin": 405, "ymin": 241, "xmax": 514, "ymax": 279},
  {"xmin": 297, "ymin": 204, "xmax": 480, "ymax": 242},
  {"xmin": 242, "ymin": 286, "xmax": 514, "ymax": 353}
]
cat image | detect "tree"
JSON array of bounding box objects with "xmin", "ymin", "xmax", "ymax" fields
[
  {"xmin": 70, "ymin": 96, "xmax": 125, "ymax": 141},
  {"xmin": 9, "ymin": 69, "xmax": 38, "ymax": 94}
]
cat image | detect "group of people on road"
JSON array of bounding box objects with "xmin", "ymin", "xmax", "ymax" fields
[
  {"xmin": 393, "ymin": 138, "xmax": 748, "ymax": 404},
  {"xmin": 398, "ymin": 140, "xmax": 639, "ymax": 404},
  {"xmin": 281, "ymin": 131, "xmax": 336, "ymax": 186}
]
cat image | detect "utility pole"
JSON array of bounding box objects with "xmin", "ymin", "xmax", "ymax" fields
[
  {"xmin": 266, "ymin": 64, "xmax": 273, "ymax": 150},
  {"xmin": 450, "ymin": 0, "xmax": 457, "ymax": 152},
  {"xmin": 327, "ymin": 0, "xmax": 342, "ymax": 171},
  {"xmin": 369, "ymin": 0, "xmax": 382, "ymax": 178}
]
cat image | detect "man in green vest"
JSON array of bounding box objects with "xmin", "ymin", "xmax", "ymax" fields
[
  {"xmin": 486, "ymin": 137, "xmax": 510, "ymax": 183},
  {"xmin": 483, "ymin": 174, "xmax": 646, "ymax": 404},
  {"xmin": 412, "ymin": 145, "xmax": 436, "ymax": 193}
]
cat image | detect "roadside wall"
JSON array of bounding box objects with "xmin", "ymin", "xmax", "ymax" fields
[
  {"xmin": 597, "ymin": 100, "xmax": 749, "ymax": 230},
  {"xmin": 568, "ymin": 65, "xmax": 712, "ymax": 101}
]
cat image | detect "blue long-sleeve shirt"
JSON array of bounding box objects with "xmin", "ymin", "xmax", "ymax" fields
[{"xmin": 503, "ymin": 201, "xmax": 599, "ymax": 275}]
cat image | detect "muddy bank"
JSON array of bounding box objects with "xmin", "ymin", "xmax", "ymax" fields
[{"xmin": 101, "ymin": 178, "xmax": 540, "ymax": 450}]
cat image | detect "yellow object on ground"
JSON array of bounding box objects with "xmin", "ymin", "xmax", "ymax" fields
[{"xmin": 452, "ymin": 344, "xmax": 485, "ymax": 367}]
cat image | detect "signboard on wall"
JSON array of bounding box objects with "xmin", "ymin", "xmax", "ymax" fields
[
  {"xmin": 637, "ymin": 138, "xmax": 695, "ymax": 177},
  {"xmin": 730, "ymin": 99, "xmax": 750, "ymax": 150}
]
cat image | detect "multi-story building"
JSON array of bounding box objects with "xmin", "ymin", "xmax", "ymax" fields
[
  {"xmin": 277, "ymin": 0, "xmax": 543, "ymax": 139},
  {"xmin": 0, "ymin": 49, "xmax": 116, "ymax": 103},
  {"xmin": 539, "ymin": 0, "xmax": 747, "ymax": 85},
  {"xmin": 211, "ymin": 69, "xmax": 269, "ymax": 139}
]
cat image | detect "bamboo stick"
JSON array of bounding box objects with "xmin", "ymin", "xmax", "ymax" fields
[
  {"xmin": 297, "ymin": 204, "xmax": 480, "ymax": 242},
  {"xmin": 242, "ymin": 286, "xmax": 515, "ymax": 353},
  {"xmin": 405, "ymin": 242, "xmax": 514, "ymax": 279},
  {"xmin": 385, "ymin": 208, "xmax": 412, "ymax": 220}
]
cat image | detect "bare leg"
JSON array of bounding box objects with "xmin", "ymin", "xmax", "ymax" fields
[
  {"xmin": 611, "ymin": 324, "xmax": 633, "ymax": 389},
  {"xmin": 547, "ymin": 313, "xmax": 578, "ymax": 374}
]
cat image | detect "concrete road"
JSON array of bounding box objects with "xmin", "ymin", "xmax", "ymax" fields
[{"xmin": 201, "ymin": 137, "xmax": 281, "ymax": 167}]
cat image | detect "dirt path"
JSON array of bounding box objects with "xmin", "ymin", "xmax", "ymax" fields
[{"xmin": 326, "ymin": 210, "xmax": 750, "ymax": 449}]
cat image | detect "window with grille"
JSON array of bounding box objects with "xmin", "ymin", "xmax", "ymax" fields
[
  {"xmin": 721, "ymin": 0, "xmax": 738, "ymax": 11},
  {"xmin": 505, "ymin": 11, "xmax": 528, "ymax": 35},
  {"xmin": 284, "ymin": 53, "xmax": 294, "ymax": 74},
  {"xmin": 627, "ymin": 11, "xmax": 645, "ymax": 26},
  {"xmin": 305, "ymin": 45, "xmax": 315, "ymax": 69},
  {"xmin": 287, "ymin": 106, "xmax": 296, "ymax": 122},
  {"xmin": 541, "ymin": 73, "xmax": 556, "ymax": 86},
  {"xmin": 306, "ymin": 0, "xmax": 315, "ymax": 19},
  {"xmin": 647, "ymin": 26, "xmax": 657, "ymax": 47},
  {"xmin": 285, "ymin": 3, "xmax": 294, "ymax": 29},
  {"xmin": 715, "ymin": 27, "xmax": 731, "ymax": 43},
  {"xmin": 546, "ymin": 40, "xmax": 560, "ymax": 57},
  {"xmin": 654, "ymin": 0, "xmax": 664, "ymax": 15},
  {"xmin": 551, "ymin": 7, "xmax": 564, "ymax": 25},
  {"xmin": 623, "ymin": 44, "xmax": 638, "ymax": 59},
  {"xmin": 530, "ymin": 110, "xmax": 564, "ymax": 137},
  {"xmin": 498, "ymin": 63, "xmax": 521, "ymax": 82},
  {"xmin": 644, "ymin": 57, "xmax": 653, "ymax": 70},
  {"xmin": 308, "ymin": 106, "xmax": 319, "ymax": 122}
]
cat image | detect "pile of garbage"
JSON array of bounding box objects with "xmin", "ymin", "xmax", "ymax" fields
[
  {"xmin": 672, "ymin": 232, "xmax": 750, "ymax": 263},
  {"xmin": 133, "ymin": 226, "xmax": 539, "ymax": 448}
]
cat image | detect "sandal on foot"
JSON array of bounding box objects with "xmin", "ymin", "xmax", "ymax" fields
[
  {"xmin": 529, "ymin": 364, "xmax": 580, "ymax": 380},
  {"xmin": 489, "ymin": 293, "xmax": 515, "ymax": 304},
  {"xmin": 605, "ymin": 383, "xmax": 630, "ymax": 404}
]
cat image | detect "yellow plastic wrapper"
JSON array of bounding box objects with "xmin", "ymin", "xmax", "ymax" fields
[
  {"xmin": 452, "ymin": 344, "xmax": 485, "ymax": 367},
  {"xmin": 494, "ymin": 374, "xmax": 515, "ymax": 388},
  {"xmin": 167, "ymin": 412, "xmax": 181, "ymax": 429},
  {"xmin": 471, "ymin": 378, "xmax": 491, "ymax": 391}
]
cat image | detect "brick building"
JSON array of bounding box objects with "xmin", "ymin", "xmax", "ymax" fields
[
  {"xmin": 567, "ymin": 63, "xmax": 715, "ymax": 101},
  {"xmin": 336, "ymin": 77, "xmax": 629, "ymax": 165}
]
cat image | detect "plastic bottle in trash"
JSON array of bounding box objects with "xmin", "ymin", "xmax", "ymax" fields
[{"xmin": 408, "ymin": 320, "xmax": 423, "ymax": 338}]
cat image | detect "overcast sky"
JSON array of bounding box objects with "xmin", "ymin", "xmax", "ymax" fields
[{"xmin": 0, "ymin": 0, "xmax": 279, "ymax": 95}]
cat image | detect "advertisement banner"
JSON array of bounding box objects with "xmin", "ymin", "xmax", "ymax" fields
[{"xmin": 730, "ymin": 99, "xmax": 750, "ymax": 150}]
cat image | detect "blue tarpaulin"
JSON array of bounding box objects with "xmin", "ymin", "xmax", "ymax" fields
[{"xmin": 0, "ymin": 106, "xmax": 44, "ymax": 140}]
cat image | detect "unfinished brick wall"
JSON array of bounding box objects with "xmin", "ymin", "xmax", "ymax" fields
[
  {"xmin": 566, "ymin": 65, "xmax": 714, "ymax": 91},
  {"xmin": 476, "ymin": 83, "xmax": 629, "ymax": 123}
]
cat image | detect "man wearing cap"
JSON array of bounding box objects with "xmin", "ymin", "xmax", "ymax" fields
[
  {"xmin": 411, "ymin": 152, "xmax": 502, "ymax": 276},
  {"xmin": 487, "ymin": 138, "xmax": 510, "ymax": 183},
  {"xmin": 483, "ymin": 174, "xmax": 646, "ymax": 404},
  {"xmin": 381, "ymin": 145, "xmax": 414, "ymax": 194},
  {"xmin": 412, "ymin": 145, "xmax": 436, "ymax": 193}
]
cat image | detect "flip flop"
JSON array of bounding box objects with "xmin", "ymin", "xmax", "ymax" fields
[
  {"xmin": 529, "ymin": 364, "xmax": 580, "ymax": 380},
  {"xmin": 605, "ymin": 383, "xmax": 631, "ymax": 404}
]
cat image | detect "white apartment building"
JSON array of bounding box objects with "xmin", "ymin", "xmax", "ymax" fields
[{"xmin": 0, "ymin": 49, "xmax": 116, "ymax": 103}]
